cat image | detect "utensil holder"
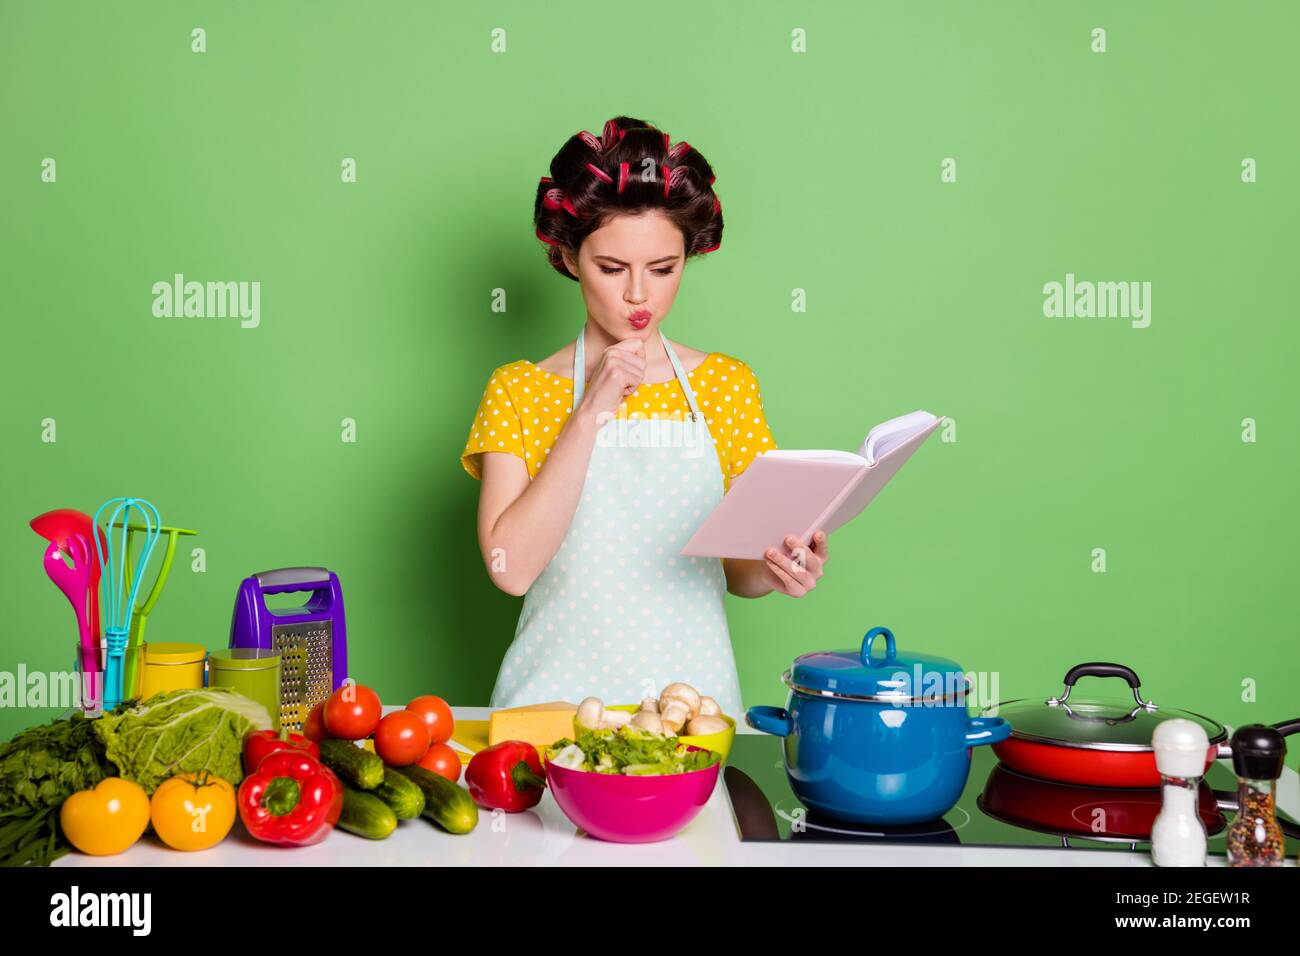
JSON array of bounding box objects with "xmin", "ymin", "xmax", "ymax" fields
[{"xmin": 76, "ymin": 640, "xmax": 143, "ymax": 716}]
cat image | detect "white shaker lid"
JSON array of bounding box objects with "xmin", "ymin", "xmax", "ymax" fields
[{"xmin": 1153, "ymin": 717, "xmax": 1211, "ymax": 777}]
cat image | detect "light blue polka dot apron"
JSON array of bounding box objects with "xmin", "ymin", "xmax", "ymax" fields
[{"xmin": 489, "ymin": 328, "xmax": 744, "ymax": 719}]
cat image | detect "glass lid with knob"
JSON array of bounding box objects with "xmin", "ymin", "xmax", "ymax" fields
[{"xmin": 984, "ymin": 662, "xmax": 1226, "ymax": 752}]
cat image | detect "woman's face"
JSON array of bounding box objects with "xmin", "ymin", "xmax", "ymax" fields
[{"xmin": 562, "ymin": 210, "xmax": 686, "ymax": 342}]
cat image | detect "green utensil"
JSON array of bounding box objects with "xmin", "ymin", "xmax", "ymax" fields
[{"xmin": 113, "ymin": 522, "xmax": 198, "ymax": 699}]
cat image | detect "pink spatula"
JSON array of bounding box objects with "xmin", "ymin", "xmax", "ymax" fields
[
  {"xmin": 31, "ymin": 509, "xmax": 105, "ymax": 646},
  {"xmin": 42, "ymin": 533, "xmax": 100, "ymax": 712}
]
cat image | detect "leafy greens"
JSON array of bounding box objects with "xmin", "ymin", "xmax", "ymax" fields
[
  {"xmin": 547, "ymin": 726, "xmax": 720, "ymax": 776},
  {"xmin": 93, "ymin": 687, "xmax": 271, "ymax": 794}
]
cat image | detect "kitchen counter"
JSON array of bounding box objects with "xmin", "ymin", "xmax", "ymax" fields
[{"xmin": 56, "ymin": 706, "xmax": 1300, "ymax": 868}]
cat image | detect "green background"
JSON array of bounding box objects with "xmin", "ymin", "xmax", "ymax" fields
[{"xmin": 2, "ymin": 2, "xmax": 1296, "ymax": 758}]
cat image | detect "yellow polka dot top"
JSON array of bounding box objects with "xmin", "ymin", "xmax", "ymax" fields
[{"xmin": 461, "ymin": 352, "xmax": 777, "ymax": 491}]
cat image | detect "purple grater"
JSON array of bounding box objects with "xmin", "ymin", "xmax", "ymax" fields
[{"xmin": 229, "ymin": 567, "xmax": 348, "ymax": 732}]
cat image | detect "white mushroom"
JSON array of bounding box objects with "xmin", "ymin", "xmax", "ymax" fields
[
  {"xmin": 600, "ymin": 709, "xmax": 632, "ymax": 729},
  {"xmin": 629, "ymin": 710, "xmax": 668, "ymax": 734},
  {"xmin": 659, "ymin": 700, "xmax": 690, "ymax": 733},
  {"xmin": 685, "ymin": 714, "xmax": 730, "ymax": 736},
  {"xmin": 576, "ymin": 696, "xmax": 605, "ymax": 733},
  {"xmin": 637, "ymin": 696, "xmax": 659, "ymax": 715},
  {"xmin": 698, "ymin": 696, "xmax": 722, "ymax": 717},
  {"xmin": 659, "ymin": 682, "xmax": 702, "ymax": 722}
]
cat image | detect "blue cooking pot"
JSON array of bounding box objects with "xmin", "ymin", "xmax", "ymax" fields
[{"xmin": 747, "ymin": 627, "xmax": 1011, "ymax": 825}]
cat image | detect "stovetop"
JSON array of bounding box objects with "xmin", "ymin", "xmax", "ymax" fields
[{"xmin": 723, "ymin": 735, "xmax": 1300, "ymax": 853}]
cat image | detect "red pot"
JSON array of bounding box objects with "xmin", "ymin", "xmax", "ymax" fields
[
  {"xmin": 983, "ymin": 662, "xmax": 1300, "ymax": 789},
  {"xmin": 978, "ymin": 762, "xmax": 1226, "ymax": 842}
]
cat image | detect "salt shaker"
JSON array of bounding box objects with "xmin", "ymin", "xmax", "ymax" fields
[
  {"xmin": 1226, "ymin": 725, "xmax": 1286, "ymax": 867},
  {"xmin": 1151, "ymin": 718, "xmax": 1210, "ymax": 867}
]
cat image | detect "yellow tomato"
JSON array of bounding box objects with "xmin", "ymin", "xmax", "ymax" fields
[
  {"xmin": 59, "ymin": 778, "xmax": 151, "ymax": 856},
  {"xmin": 149, "ymin": 772, "xmax": 236, "ymax": 851}
]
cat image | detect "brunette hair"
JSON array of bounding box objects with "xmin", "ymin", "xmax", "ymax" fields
[{"xmin": 533, "ymin": 115, "xmax": 723, "ymax": 281}]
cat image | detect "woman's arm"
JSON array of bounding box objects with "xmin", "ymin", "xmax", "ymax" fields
[
  {"xmin": 475, "ymin": 414, "xmax": 599, "ymax": 596},
  {"xmin": 474, "ymin": 338, "xmax": 648, "ymax": 596},
  {"xmin": 723, "ymin": 557, "xmax": 775, "ymax": 598}
]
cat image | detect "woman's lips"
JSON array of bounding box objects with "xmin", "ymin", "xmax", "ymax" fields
[{"xmin": 628, "ymin": 310, "xmax": 651, "ymax": 329}]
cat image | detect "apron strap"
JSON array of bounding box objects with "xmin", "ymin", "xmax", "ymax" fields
[
  {"xmin": 660, "ymin": 333, "xmax": 705, "ymax": 422},
  {"xmin": 571, "ymin": 330, "xmax": 586, "ymax": 409},
  {"xmin": 571, "ymin": 328, "xmax": 705, "ymax": 422}
]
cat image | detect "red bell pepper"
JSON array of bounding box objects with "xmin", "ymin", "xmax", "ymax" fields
[
  {"xmin": 243, "ymin": 727, "xmax": 321, "ymax": 775},
  {"xmin": 465, "ymin": 740, "xmax": 547, "ymax": 812},
  {"xmin": 320, "ymin": 766, "xmax": 344, "ymax": 826},
  {"xmin": 237, "ymin": 750, "xmax": 341, "ymax": 846}
]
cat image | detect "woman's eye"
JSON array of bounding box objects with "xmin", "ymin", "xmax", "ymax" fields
[{"xmin": 597, "ymin": 266, "xmax": 677, "ymax": 276}]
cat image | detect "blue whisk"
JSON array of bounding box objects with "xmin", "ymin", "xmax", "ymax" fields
[{"xmin": 94, "ymin": 497, "xmax": 161, "ymax": 710}]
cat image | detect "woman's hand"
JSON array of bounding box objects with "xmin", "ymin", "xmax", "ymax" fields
[
  {"xmin": 724, "ymin": 530, "xmax": 829, "ymax": 598},
  {"xmin": 763, "ymin": 530, "xmax": 828, "ymax": 597},
  {"xmin": 575, "ymin": 337, "xmax": 645, "ymax": 424}
]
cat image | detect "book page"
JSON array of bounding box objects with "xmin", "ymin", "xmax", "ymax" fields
[
  {"xmin": 763, "ymin": 448, "xmax": 866, "ymax": 465},
  {"xmin": 859, "ymin": 411, "xmax": 939, "ymax": 464}
]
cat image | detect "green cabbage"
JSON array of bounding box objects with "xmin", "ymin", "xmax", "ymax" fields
[{"xmin": 92, "ymin": 687, "xmax": 271, "ymax": 793}]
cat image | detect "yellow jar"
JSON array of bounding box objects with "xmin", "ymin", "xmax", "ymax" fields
[{"xmin": 140, "ymin": 642, "xmax": 207, "ymax": 699}]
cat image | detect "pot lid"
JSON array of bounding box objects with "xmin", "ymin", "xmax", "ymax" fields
[
  {"xmin": 787, "ymin": 627, "xmax": 970, "ymax": 702},
  {"xmin": 143, "ymin": 642, "xmax": 207, "ymax": 665},
  {"xmin": 985, "ymin": 662, "xmax": 1226, "ymax": 752}
]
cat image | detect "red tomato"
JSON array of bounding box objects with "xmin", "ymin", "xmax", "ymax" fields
[
  {"xmin": 417, "ymin": 742, "xmax": 462, "ymax": 782},
  {"xmin": 406, "ymin": 695, "xmax": 454, "ymax": 745},
  {"xmin": 303, "ymin": 702, "xmax": 328, "ymax": 743},
  {"xmin": 375, "ymin": 712, "xmax": 431, "ymax": 766},
  {"xmin": 323, "ymin": 684, "xmax": 382, "ymax": 740}
]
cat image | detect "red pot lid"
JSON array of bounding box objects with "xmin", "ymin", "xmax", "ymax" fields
[{"xmin": 984, "ymin": 662, "xmax": 1226, "ymax": 752}]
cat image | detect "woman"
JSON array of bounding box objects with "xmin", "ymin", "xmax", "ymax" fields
[{"xmin": 461, "ymin": 116, "xmax": 829, "ymax": 717}]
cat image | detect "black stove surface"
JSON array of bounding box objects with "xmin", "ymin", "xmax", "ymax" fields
[{"xmin": 723, "ymin": 734, "xmax": 1299, "ymax": 854}]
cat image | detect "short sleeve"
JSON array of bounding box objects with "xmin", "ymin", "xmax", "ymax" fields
[
  {"xmin": 727, "ymin": 362, "xmax": 777, "ymax": 484},
  {"xmin": 460, "ymin": 366, "xmax": 527, "ymax": 480}
]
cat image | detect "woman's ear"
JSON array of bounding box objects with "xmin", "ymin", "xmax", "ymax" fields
[{"xmin": 560, "ymin": 247, "xmax": 579, "ymax": 279}]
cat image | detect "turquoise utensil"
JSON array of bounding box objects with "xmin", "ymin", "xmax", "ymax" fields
[{"xmin": 93, "ymin": 497, "xmax": 162, "ymax": 709}]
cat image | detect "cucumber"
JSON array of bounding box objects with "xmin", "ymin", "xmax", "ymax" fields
[
  {"xmin": 338, "ymin": 786, "xmax": 398, "ymax": 840},
  {"xmin": 319, "ymin": 738, "xmax": 385, "ymax": 790},
  {"xmin": 376, "ymin": 766, "xmax": 425, "ymax": 820},
  {"xmin": 397, "ymin": 766, "xmax": 479, "ymax": 834}
]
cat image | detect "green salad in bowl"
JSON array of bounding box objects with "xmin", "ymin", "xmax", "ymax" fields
[{"xmin": 546, "ymin": 726, "xmax": 721, "ymax": 776}]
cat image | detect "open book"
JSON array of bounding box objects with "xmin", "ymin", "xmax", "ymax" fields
[{"xmin": 680, "ymin": 411, "xmax": 942, "ymax": 559}]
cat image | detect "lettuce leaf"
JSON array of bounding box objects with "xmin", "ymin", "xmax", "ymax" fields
[
  {"xmin": 546, "ymin": 726, "xmax": 721, "ymax": 775},
  {"xmin": 92, "ymin": 687, "xmax": 271, "ymax": 793}
]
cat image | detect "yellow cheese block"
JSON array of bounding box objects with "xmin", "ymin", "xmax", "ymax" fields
[{"xmin": 487, "ymin": 701, "xmax": 579, "ymax": 748}]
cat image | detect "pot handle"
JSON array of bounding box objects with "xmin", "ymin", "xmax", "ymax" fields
[
  {"xmin": 1270, "ymin": 718, "xmax": 1300, "ymax": 738},
  {"xmin": 747, "ymin": 706, "xmax": 791, "ymax": 738},
  {"xmin": 1052, "ymin": 662, "xmax": 1155, "ymax": 710},
  {"xmin": 860, "ymin": 626, "xmax": 897, "ymax": 665},
  {"xmin": 965, "ymin": 716, "xmax": 1012, "ymax": 747}
]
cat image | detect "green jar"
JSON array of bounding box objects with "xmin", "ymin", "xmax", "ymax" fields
[{"xmin": 208, "ymin": 648, "xmax": 282, "ymax": 731}]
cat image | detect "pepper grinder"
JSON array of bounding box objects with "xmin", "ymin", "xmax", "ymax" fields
[
  {"xmin": 1151, "ymin": 718, "xmax": 1210, "ymax": 866},
  {"xmin": 1225, "ymin": 725, "xmax": 1286, "ymax": 867}
]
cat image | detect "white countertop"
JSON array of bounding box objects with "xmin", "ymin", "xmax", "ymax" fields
[{"xmin": 56, "ymin": 706, "xmax": 1299, "ymax": 868}]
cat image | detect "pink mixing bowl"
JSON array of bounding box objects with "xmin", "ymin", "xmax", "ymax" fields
[{"xmin": 544, "ymin": 755, "xmax": 721, "ymax": 843}]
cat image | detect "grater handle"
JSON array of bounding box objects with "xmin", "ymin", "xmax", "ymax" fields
[{"xmin": 255, "ymin": 567, "xmax": 331, "ymax": 593}]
